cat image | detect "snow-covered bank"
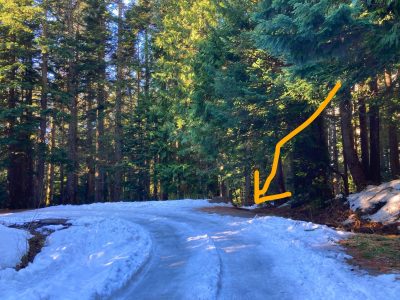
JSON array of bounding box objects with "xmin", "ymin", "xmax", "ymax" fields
[
  {"xmin": 348, "ymin": 179, "xmax": 400, "ymax": 224},
  {"xmin": 0, "ymin": 217, "xmax": 151, "ymax": 300},
  {"xmin": 0, "ymin": 225, "xmax": 30, "ymax": 270},
  {"xmin": 241, "ymin": 217, "xmax": 399, "ymax": 299}
]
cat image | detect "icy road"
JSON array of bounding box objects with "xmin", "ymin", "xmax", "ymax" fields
[{"xmin": 0, "ymin": 200, "xmax": 399, "ymax": 300}]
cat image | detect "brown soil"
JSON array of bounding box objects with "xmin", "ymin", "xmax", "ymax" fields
[
  {"xmin": 339, "ymin": 234, "xmax": 400, "ymax": 275},
  {"xmin": 7, "ymin": 219, "xmax": 71, "ymax": 270},
  {"xmin": 200, "ymin": 200, "xmax": 349, "ymax": 227},
  {"xmin": 0, "ymin": 208, "xmax": 33, "ymax": 215},
  {"xmin": 16, "ymin": 232, "xmax": 47, "ymax": 271},
  {"xmin": 201, "ymin": 199, "xmax": 399, "ymax": 235}
]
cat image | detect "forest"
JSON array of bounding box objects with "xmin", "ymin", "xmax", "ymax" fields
[{"xmin": 0, "ymin": 0, "xmax": 399, "ymax": 209}]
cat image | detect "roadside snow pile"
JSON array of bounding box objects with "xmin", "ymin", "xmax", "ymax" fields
[
  {"xmin": 0, "ymin": 217, "xmax": 151, "ymax": 300},
  {"xmin": 348, "ymin": 180, "xmax": 400, "ymax": 224},
  {"xmin": 0, "ymin": 224, "xmax": 31, "ymax": 270},
  {"xmin": 241, "ymin": 216, "xmax": 400, "ymax": 299},
  {"xmin": 48, "ymin": 198, "xmax": 231, "ymax": 212}
]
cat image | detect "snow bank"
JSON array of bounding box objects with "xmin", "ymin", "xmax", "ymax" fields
[
  {"xmin": 348, "ymin": 180, "xmax": 400, "ymax": 224},
  {"xmin": 239, "ymin": 216, "xmax": 400, "ymax": 300},
  {"xmin": 0, "ymin": 217, "xmax": 151, "ymax": 300},
  {"xmin": 49, "ymin": 198, "xmax": 231, "ymax": 212},
  {"xmin": 0, "ymin": 224, "xmax": 30, "ymax": 270}
]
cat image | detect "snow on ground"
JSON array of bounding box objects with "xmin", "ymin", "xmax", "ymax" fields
[
  {"xmin": 0, "ymin": 217, "xmax": 151, "ymax": 300},
  {"xmin": 0, "ymin": 199, "xmax": 399, "ymax": 300},
  {"xmin": 0, "ymin": 224, "xmax": 31, "ymax": 270},
  {"xmin": 242, "ymin": 217, "xmax": 399, "ymax": 299},
  {"xmin": 348, "ymin": 179, "xmax": 400, "ymax": 224}
]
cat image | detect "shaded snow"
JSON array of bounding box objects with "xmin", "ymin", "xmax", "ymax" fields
[
  {"xmin": 36, "ymin": 224, "xmax": 67, "ymax": 234},
  {"xmin": 0, "ymin": 217, "xmax": 151, "ymax": 300},
  {"xmin": 0, "ymin": 224, "xmax": 30, "ymax": 270},
  {"xmin": 348, "ymin": 180, "xmax": 400, "ymax": 224}
]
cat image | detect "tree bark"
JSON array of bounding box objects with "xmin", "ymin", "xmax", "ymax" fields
[
  {"xmin": 388, "ymin": 125, "xmax": 400, "ymax": 178},
  {"xmin": 358, "ymin": 96, "xmax": 370, "ymax": 176},
  {"xmin": 46, "ymin": 117, "xmax": 56, "ymax": 206},
  {"xmin": 385, "ymin": 70, "xmax": 400, "ymax": 178},
  {"xmin": 369, "ymin": 78, "xmax": 381, "ymax": 184},
  {"xmin": 244, "ymin": 164, "xmax": 253, "ymax": 206},
  {"xmin": 7, "ymin": 35, "xmax": 34, "ymax": 209},
  {"xmin": 36, "ymin": 0, "xmax": 49, "ymax": 207},
  {"xmin": 95, "ymin": 45, "xmax": 106, "ymax": 202},
  {"xmin": 339, "ymin": 89, "xmax": 367, "ymax": 191},
  {"xmin": 277, "ymin": 156, "xmax": 286, "ymax": 194},
  {"xmin": 65, "ymin": 0, "xmax": 79, "ymax": 204},
  {"xmin": 86, "ymin": 88, "xmax": 96, "ymax": 202},
  {"xmin": 59, "ymin": 126, "xmax": 65, "ymax": 204},
  {"xmin": 114, "ymin": 0, "xmax": 124, "ymax": 201},
  {"xmin": 330, "ymin": 109, "xmax": 342, "ymax": 194}
]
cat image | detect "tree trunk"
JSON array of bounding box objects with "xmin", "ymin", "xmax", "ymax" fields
[
  {"xmin": 86, "ymin": 88, "xmax": 96, "ymax": 202},
  {"xmin": 369, "ymin": 78, "xmax": 381, "ymax": 184},
  {"xmin": 59, "ymin": 127, "xmax": 65, "ymax": 204},
  {"xmin": 95, "ymin": 48, "xmax": 106, "ymax": 202},
  {"xmin": 36, "ymin": 0, "xmax": 49, "ymax": 207},
  {"xmin": 339, "ymin": 89, "xmax": 367, "ymax": 191},
  {"xmin": 277, "ymin": 156, "xmax": 286, "ymax": 193},
  {"xmin": 46, "ymin": 118, "xmax": 56, "ymax": 206},
  {"xmin": 114, "ymin": 0, "xmax": 124, "ymax": 201},
  {"xmin": 65, "ymin": 0, "xmax": 78, "ymax": 204},
  {"xmin": 384, "ymin": 70, "xmax": 400, "ymax": 178},
  {"xmin": 144, "ymin": 29, "xmax": 150, "ymax": 99},
  {"xmin": 23, "ymin": 56, "xmax": 35, "ymax": 207},
  {"xmin": 244, "ymin": 164, "xmax": 253, "ymax": 206},
  {"xmin": 152, "ymin": 157, "xmax": 159, "ymax": 200},
  {"xmin": 358, "ymin": 96, "xmax": 369, "ymax": 175},
  {"xmin": 161, "ymin": 175, "xmax": 169, "ymax": 200},
  {"xmin": 65, "ymin": 79, "xmax": 78, "ymax": 204},
  {"xmin": 330, "ymin": 109, "xmax": 342, "ymax": 194},
  {"xmin": 7, "ymin": 35, "xmax": 34, "ymax": 209},
  {"xmin": 388, "ymin": 125, "xmax": 400, "ymax": 178}
]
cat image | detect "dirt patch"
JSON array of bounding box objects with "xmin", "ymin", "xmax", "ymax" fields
[
  {"xmin": 0, "ymin": 209, "xmax": 33, "ymax": 215},
  {"xmin": 199, "ymin": 206, "xmax": 265, "ymax": 218},
  {"xmin": 7, "ymin": 219, "xmax": 71, "ymax": 270},
  {"xmin": 201, "ymin": 200, "xmax": 399, "ymax": 235},
  {"xmin": 339, "ymin": 234, "xmax": 400, "ymax": 275},
  {"xmin": 200, "ymin": 199, "xmax": 350, "ymax": 228},
  {"xmin": 16, "ymin": 232, "xmax": 47, "ymax": 271}
]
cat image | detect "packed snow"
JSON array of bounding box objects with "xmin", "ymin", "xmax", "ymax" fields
[
  {"xmin": 0, "ymin": 224, "xmax": 30, "ymax": 270},
  {"xmin": 0, "ymin": 217, "xmax": 151, "ymax": 300},
  {"xmin": 348, "ymin": 179, "xmax": 400, "ymax": 224},
  {"xmin": 0, "ymin": 199, "xmax": 399, "ymax": 299}
]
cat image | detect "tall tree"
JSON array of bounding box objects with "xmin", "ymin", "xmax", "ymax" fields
[
  {"xmin": 368, "ymin": 78, "xmax": 381, "ymax": 184},
  {"xmin": 114, "ymin": 0, "xmax": 124, "ymax": 201},
  {"xmin": 64, "ymin": 0, "xmax": 80, "ymax": 204},
  {"xmin": 35, "ymin": 0, "xmax": 50, "ymax": 206},
  {"xmin": 0, "ymin": 0, "xmax": 40, "ymax": 208},
  {"xmin": 253, "ymin": 0, "xmax": 373, "ymax": 191}
]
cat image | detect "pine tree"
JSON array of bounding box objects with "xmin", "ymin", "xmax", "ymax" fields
[{"xmin": 0, "ymin": 0, "xmax": 41, "ymax": 208}]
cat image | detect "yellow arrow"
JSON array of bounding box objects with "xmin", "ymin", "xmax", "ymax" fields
[{"xmin": 254, "ymin": 81, "xmax": 342, "ymax": 204}]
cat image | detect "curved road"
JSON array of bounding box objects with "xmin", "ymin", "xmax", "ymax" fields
[
  {"xmin": 2, "ymin": 200, "xmax": 397, "ymax": 300},
  {"xmin": 111, "ymin": 208, "xmax": 292, "ymax": 300}
]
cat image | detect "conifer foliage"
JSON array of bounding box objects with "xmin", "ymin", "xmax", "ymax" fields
[{"xmin": 0, "ymin": 0, "xmax": 398, "ymax": 208}]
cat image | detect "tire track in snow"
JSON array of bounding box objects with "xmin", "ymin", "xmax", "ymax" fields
[{"xmin": 113, "ymin": 212, "xmax": 222, "ymax": 299}]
